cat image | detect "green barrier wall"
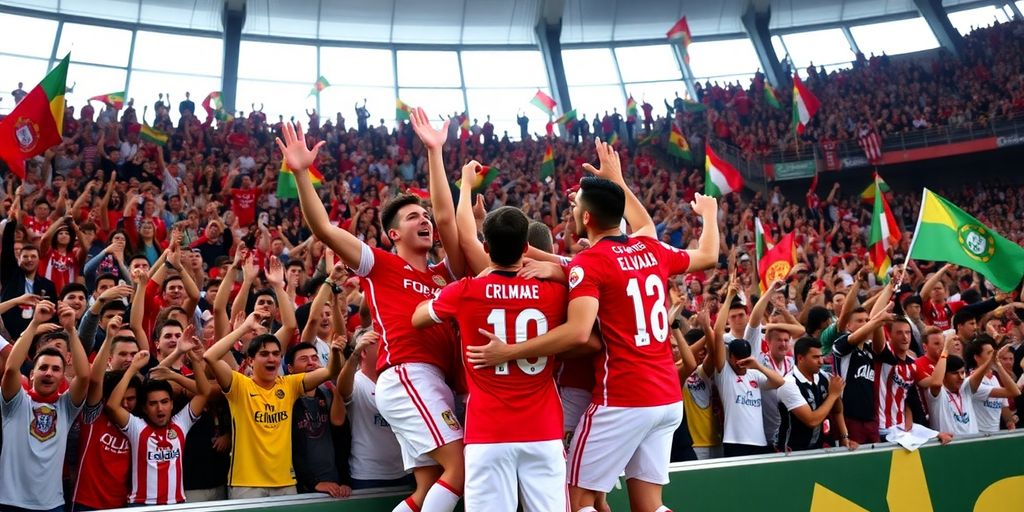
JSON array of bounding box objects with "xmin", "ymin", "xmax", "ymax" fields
[{"xmin": 182, "ymin": 432, "xmax": 1024, "ymax": 512}]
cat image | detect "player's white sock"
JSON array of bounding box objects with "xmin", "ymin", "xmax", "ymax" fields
[
  {"xmin": 576, "ymin": 507, "xmax": 598, "ymax": 512},
  {"xmin": 655, "ymin": 507, "xmax": 673, "ymax": 512},
  {"xmin": 392, "ymin": 497, "xmax": 420, "ymax": 512},
  {"xmin": 421, "ymin": 480, "xmax": 460, "ymax": 512}
]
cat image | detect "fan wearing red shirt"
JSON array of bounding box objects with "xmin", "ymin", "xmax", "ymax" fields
[
  {"xmin": 413, "ymin": 206, "xmax": 570, "ymax": 512},
  {"xmin": 228, "ymin": 174, "xmax": 261, "ymax": 228},
  {"xmin": 469, "ymin": 142, "xmax": 720, "ymax": 512},
  {"xmin": 278, "ymin": 110, "xmax": 468, "ymax": 512},
  {"xmin": 106, "ymin": 341, "xmax": 210, "ymax": 506}
]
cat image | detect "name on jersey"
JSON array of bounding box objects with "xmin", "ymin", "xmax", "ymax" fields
[
  {"xmin": 147, "ymin": 447, "xmax": 181, "ymax": 461},
  {"xmin": 403, "ymin": 279, "xmax": 442, "ymax": 298},
  {"xmin": 890, "ymin": 372, "xmax": 912, "ymax": 391},
  {"xmin": 485, "ymin": 284, "xmax": 539, "ymax": 300},
  {"xmin": 373, "ymin": 414, "xmax": 391, "ymax": 428},
  {"xmin": 100, "ymin": 432, "xmax": 130, "ymax": 453},
  {"xmin": 854, "ymin": 365, "xmax": 875, "ymax": 381},
  {"xmin": 983, "ymin": 399, "xmax": 1003, "ymax": 410},
  {"xmin": 735, "ymin": 390, "xmax": 762, "ymax": 408},
  {"xmin": 954, "ymin": 411, "xmax": 971, "ymax": 425},
  {"xmin": 616, "ymin": 252, "xmax": 658, "ymax": 272},
  {"xmin": 254, "ymin": 403, "xmax": 289, "ymax": 425}
]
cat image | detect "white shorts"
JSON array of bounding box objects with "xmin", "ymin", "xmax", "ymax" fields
[
  {"xmin": 465, "ymin": 440, "xmax": 568, "ymax": 512},
  {"xmin": 560, "ymin": 386, "xmax": 592, "ymax": 444},
  {"xmin": 568, "ymin": 401, "xmax": 683, "ymax": 492},
  {"xmin": 375, "ymin": 363, "xmax": 463, "ymax": 470}
]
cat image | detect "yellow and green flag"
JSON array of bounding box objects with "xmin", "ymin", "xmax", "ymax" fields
[
  {"xmin": 309, "ymin": 76, "xmax": 330, "ymax": 97},
  {"xmin": 626, "ymin": 96, "xmax": 638, "ymax": 121},
  {"xmin": 140, "ymin": 123, "xmax": 168, "ymax": 146},
  {"xmin": 909, "ymin": 189, "xmax": 1024, "ymax": 290},
  {"xmin": 0, "ymin": 54, "xmax": 69, "ymax": 178},
  {"xmin": 540, "ymin": 144, "xmax": 555, "ymax": 180},
  {"xmin": 764, "ymin": 84, "xmax": 783, "ymax": 109},
  {"xmin": 277, "ymin": 161, "xmax": 324, "ymax": 199},
  {"xmin": 668, "ymin": 124, "xmax": 691, "ymax": 159},
  {"xmin": 396, "ymin": 98, "xmax": 412, "ymax": 121},
  {"xmin": 89, "ymin": 91, "xmax": 125, "ymax": 109},
  {"xmin": 456, "ymin": 165, "xmax": 499, "ymax": 190}
]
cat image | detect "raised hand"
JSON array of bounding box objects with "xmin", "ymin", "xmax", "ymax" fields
[
  {"xmin": 828, "ymin": 375, "xmax": 845, "ymax": 396},
  {"xmin": 353, "ymin": 330, "xmax": 379, "ymax": 359},
  {"xmin": 410, "ymin": 107, "xmax": 449, "ymax": 151},
  {"xmin": 266, "ymin": 255, "xmax": 285, "ymax": 288},
  {"xmin": 581, "ymin": 139, "xmax": 623, "ymax": 183},
  {"xmin": 131, "ymin": 350, "xmax": 150, "ymax": 371},
  {"xmin": 57, "ymin": 302, "xmax": 77, "ymax": 330},
  {"xmin": 460, "ymin": 160, "xmax": 482, "ymax": 190},
  {"xmin": 691, "ymin": 193, "xmax": 718, "ymax": 218},
  {"xmin": 242, "ymin": 253, "xmax": 259, "ymax": 281},
  {"xmin": 275, "ymin": 122, "xmax": 325, "ymax": 172},
  {"xmin": 473, "ymin": 194, "xmax": 486, "ymax": 220}
]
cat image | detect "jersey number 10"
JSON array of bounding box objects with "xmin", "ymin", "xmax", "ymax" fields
[
  {"xmin": 486, "ymin": 308, "xmax": 549, "ymax": 376},
  {"xmin": 626, "ymin": 275, "xmax": 669, "ymax": 346}
]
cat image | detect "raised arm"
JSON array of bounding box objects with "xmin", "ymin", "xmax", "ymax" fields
[
  {"xmin": 276, "ymin": 123, "xmax": 366, "ymax": 270},
  {"xmin": 455, "ymin": 162, "xmax": 490, "ymax": 275},
  {"xmin": 337, "ymin": 330, "xmax": 376, "ymax": 403},
  {"xmin": 713, "ymin": 279, "xmax": 739, "ymax": 372},
  {"xmin": 2, "ymin": 301, "xmax": 55, "ymax": 401},
  {"xmin": 410, "ymin": 108, "xmax": 466, "ymax": 278},
  {"xmin": 204, "ymin": 312, "xmax": 264, "ymax": 390},
  {"xmin": 748, "ymin": 280, "xmax": 781, "ymax": 332},
  {"xmin": 582, "ymin": 140, "xmax": 655, "ymax": 238},
  {"xmin": 106, "ymin": 350, "xmax": 149, "ymax": 429},
  {"xmin": 301, "ymin": 277, "xmax": 332, "ymax": 343},
  {"xmin": 302, "ymin": 334, "xmax": 345, "ymax": 392},
  {"xmin": 837, "ymin": 270, "xmax": 866, "ymax": 332},
  {"xmin": 685, "ymin": 194, "xmax": 720, "ymax": 272},
  {"xmin": 988, "ymin": 345, "xmax": 1022, "ymax": 399},
  {"xmin": 129, "ymin": 268, "xmax": 152, "ymax": 353},
  {"xmin": 185, "ymin": 340, "xmax": 211, "ymax": 416},
  {"xmin": 266, "ymin": 256, "xmax": 297, "ymax": 345},
  {"xmin": 87, "ymin": 314, "xmax": 122, "ymax": 406},
  {"xmin": 231, "ymin": 253, "xmax": 259, "ymax": 320},
  {"xmin": 920, "ymin": 264, "xmax": 953, "ymax": 303}
]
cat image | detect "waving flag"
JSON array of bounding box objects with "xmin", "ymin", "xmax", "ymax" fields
[
  {"xmin": 89, "ymin": 91, "xmax": 125, "ymax": 109},
  {"xmin": 764, "ymin": 84, "xmax": 783, "ymax": 109},
  {"xmin": 792, "ymin": 73, "xmax": 820, "ymax": 135},
  {"xmin": 396, "ymin": 99, "xmax": 412, "ymax": 121},
  {"xmin": 868, "ymin": 176, "xmax": 901, "ymax": 282},
  {"xmin": 860, "ymin": 173, "xmax": 890, "ymax": 205},
  {"xmin": 456, "ymin": 165, "xmax": 499, "ymax": 190},
  {"xmin": 308, "ymin": 76, "xmax": 330, "ymax": 97},
  {"xmin": 530, "ymin": 90, "xmax": 557, "ymax": 116},
  {"xmin": 666, "ymin": 16, "xmax": 693, "ymax": 63},
  {"xmin": 556, "ymin": 109, "xmax": 577, "ymax": 131},
  {"xmin": 540, "ymin": 144, "xmax": 555, "ymax": 180},
  {"xmin": 705, "ymin": 144, "xmax": 743, "ymax": 197},
  {"xmin": 140, "ymin": 123, "xmax": 168, "ymax": 146},
  {"xmin": 758, "ymin": 232, "xmax": 797, "ymax": 291},
  {"xmin": 626, "ymin": 96, "xmax": 638, "ymax": 122},
  {"xmin": 0, "ymin": 54, "xmax": 69, "ymax": 178},
  {"xmin": 277, "ymin": 161, "xmax": 323, "ymax": 199},
  {"xmin": 667, "ymin": 124, "xmax": 691, "ymax": 159}
]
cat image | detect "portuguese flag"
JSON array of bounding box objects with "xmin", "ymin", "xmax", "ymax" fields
[
  {"xmin": 396, "ymin": 98, "xmax": 412, "ymax": 121},
  {"xmin": 540, "ymin": 144, "xmax": 555, "ymax": 180},
  {"xmin": 909, "ymin": 189, "xmax": 1024, "ymax": 291},
  {"xmin": 764, "ymin": 84, "xmax": 783, "ymax": 109},
  {"xmin": 456, "ymin": 165, "xmax": 499, "ymax": 190},
  {"xmin": 704, "ymin": 143, "xmax": 743, "ymax": 197},
  {"xmin": 309, "ymin": 76, "xmax": 330, "ymax": 97},
  {"xmin": 626, "ymin": 96, "xmax": 638, "ymax": 122},
  {"xmin": 667, "ymin": 124, "xmax": 691, "ymax": 159},
  {"xmin": 530, "ymin": 90, "xmax": 556, "ymax": 116},
  {"xmin": 89, "ymin": 91, "xmax": 125, "ymax": 109},
  {"xmin": 140, "ymin": 123, "xmax": 168, "ymax": 146},
  {"xmin": 792, "ymin": 72, "xmax": 820, "ymax": 135},
  {"xmin": 0, "ymin": 54, "xmax": 69, "ymax": 179},
  {"xmin": 754, "ymin": 217, "xmax": 774, "ymax": 292},
  {"xmin": 868, "ymin": 175, "xmax": 901, "ymax": 282},
  {"xmin": 276, "ymin": 161, "xmax": 323, "ymax": 200},
  {"xmin": 758, "ymin": 232, "xmax": 797, "ymax": 291}
]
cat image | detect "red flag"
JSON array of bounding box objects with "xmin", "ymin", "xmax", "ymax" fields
[
  {"xmin": 757, "ymin": 232, "xmax": 797, "ymax": 287},
  {"xmin": 858, "ymin": 130, "xmax": 882, "ymax": 162}
]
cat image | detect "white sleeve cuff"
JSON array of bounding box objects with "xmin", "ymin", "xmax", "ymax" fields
[
  {"xmin": 355, "ymin": 243, "xmax": 375, "ymax": 277},
  {"xmin": 427, "ymin": 300, "xmax": 442, "ymax": 324}
]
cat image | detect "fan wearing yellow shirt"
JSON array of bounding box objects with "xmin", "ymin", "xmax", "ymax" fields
[{"xmin": 204, "ymin": 311, "xmax": 344, "ymax": 499}]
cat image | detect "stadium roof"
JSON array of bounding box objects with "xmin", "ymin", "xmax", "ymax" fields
[{"xmin": 0, "ymin": 0, "xmax": 1001, "ymax": 45}]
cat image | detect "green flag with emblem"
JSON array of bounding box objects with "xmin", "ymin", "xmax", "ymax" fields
[{"xmin": 908, "ymin": 189, "xmax": 1024, "ymax": 291}]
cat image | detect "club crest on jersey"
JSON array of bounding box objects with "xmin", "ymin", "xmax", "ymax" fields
[
  {"xmin": 568, "ymin": 266, "xmax": 584, "ymax": 290},
  {"xmin": 432, "ymin": 275, "xmax": 447, "ymax": 287},
  {"xmin": 275, "ymin": 389, "xmax": 286, "ymax": 399},
  {"xmin": 440, "ymin": 410, "xmax": 461, "ymax": 431},
  {"xmin": 31, "ymin": 405, "xmax": 58, "ymax": 441},
  {"xmin": 167, "ymin": 429, "xmax": 178, "ymax": 440},
  {"xmin": 749, "ymin": 380, "xmax": 759, "ymax": 389}
]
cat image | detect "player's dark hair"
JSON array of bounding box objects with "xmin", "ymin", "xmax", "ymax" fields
[
  {"xmin": 20, "ymin": 243, "xmax": 39, "ymax": 254},
  {"xmin": 794, "ymin": 336, "xmax": 821, "ymax": 359},
  {"xmin": 483, "ymin": 206, "xmax": 530, "ymax": 267},
  {"xmin": 527, "ymin": 221, "xmax": 554, "ymax": 253},
  {"xmin": 728, "ymin": 298, "xmax": 746, "ymax": 312},
  {"xmin": 892, "ymin": 316, "xmax": 912, "ymax": 329},
  {"xmin": 103, "ymin": 370, "xmax": 142, "ymax": 400},
  {"xmin": 851, "ymin": 306, "xmax": 868, "ymax": 315},
  {"xmin": 129, "ymin": 253, "xmax": 149, "ymax": 266},
  {"xmin": 33, "ymin": 347, "xmax": 65, "ymax": 370},
  {"xmin": 285, "ymin": 341, "xmax": 318, "ymax": 369},
  {"xmin": 578, "ymin": 177, "xmax": 625, "ymax": 230},
  {"xmin": 205, "ymin": 278, "xmax": 222, "ymax": 291},
  {"xmin": 161, "ymin": 275, "xmax": 184, "ymax": 293},
  {"xmin": 247, "ymin": 334, "xmax": 282, "ymax": 359},
  {"xmin": 140, "ymin": 378, "xmax": 174, "ymax": 404},
  {"xmin": 254, "ymin": 287, "xmax": 277, "ymax": 304},
  {"xmin": 380, "ymin": 194, "xmax": 422, "ymax": 233}
]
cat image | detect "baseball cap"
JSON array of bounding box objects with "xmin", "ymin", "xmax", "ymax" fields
[{"xmin": 728, "ymin": 339, "xmax": 752, "ymax": 359}]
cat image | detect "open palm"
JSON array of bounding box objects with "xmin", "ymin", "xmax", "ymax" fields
[
  {"xmin": 410, "ymin": 107, "xmax": 449, "ymax": 150},
  {"xmin": 275, "ymin": 122, "xmax": 324, "ymax": 172}
]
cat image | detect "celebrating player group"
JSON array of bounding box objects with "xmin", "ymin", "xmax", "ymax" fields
[{"xmin": 276, "ymin": 106, "xmax": 718, "ymax": 512}]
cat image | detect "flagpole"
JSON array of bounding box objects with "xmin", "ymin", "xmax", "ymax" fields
[{"xmin": 903, "ymin": 188, "xmax": 930, "ymax": 284}]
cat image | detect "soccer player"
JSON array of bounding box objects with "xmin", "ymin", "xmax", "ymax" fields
[
  {"xmin": 277, "ymin": 111, "xmax": 467, "ymax": 512},
  {"xmin": 0, "ymin": 300, "xmax": 90, "ymax": 511},
  {"xmin": 468, "ymin": 141, "xmax": 720, "ymax": 512},
  {"xmin": 203, "ymin": 312, "xmax": 343, "ymax": 499},
  {"xmin": 106, "ymin": 338, "xmax": 211, "ymax": 506},
  {"xmin": 412, "ymin": 201, "xmax": 571, "ymax": 511}
]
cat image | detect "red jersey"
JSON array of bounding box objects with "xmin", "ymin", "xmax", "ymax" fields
[
  {"xmin": 922, "ymin": 300, "xmax": 963, "ymax": 330},
  {"xmin": 358, "ymin": 247, "xmax": 456, "ymax": 374},
  {"xmin": 568, "ymin": 235, "xmax": 690, "ymax": 407},
  {"xmin": 874, "ymin": 345, "xmax": 918, "ymax": 432},
  {"xmin": 122, "ymin": 407, "xmax": 198, "ymax": 505},
  {"xmin": 230, "ymin": 188, "xmax": 260, "ymax": 227},
  {"xmin": 23, "ymin": 216, "xmax": 51, "ymax": 239},
  {"xmin": 41, "ymin": 249, "xmax": 76, "ymax": 294},
  {"xmin": 73, "ymin": 406, "xmax": 131, "ymax": 509},
  {"xmin": 429, "ymin": 271, "xmax": 566, "ymax": 444}
]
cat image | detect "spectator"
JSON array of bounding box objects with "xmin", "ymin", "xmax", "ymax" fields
[{"xmin": 777, "ymin": 337, "xmax": 853, "ymax": 452}]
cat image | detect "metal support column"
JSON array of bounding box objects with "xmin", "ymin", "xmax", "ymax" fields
[
  {"xmin": 221, "ymin": 0, "xmax": 246, "ymax": 113},
  {"xmin": 913, "ymin": 0, "xmax": 963, "ymax": 58},
  {"xmin": 741, "ymin": 1, "xmax": 785, "ymax": 87}
]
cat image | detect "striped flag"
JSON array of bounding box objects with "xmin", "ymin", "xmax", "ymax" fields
[
  {"xmin": 858, "ymin": 129, "xmax": 882, "ymax": 162},
  {"xmin": 396, "ymin": 99, "xmax": 412, "ymax": 121},
  {"xmin": 459, "ymin": 115, "xmax": 470, "ymax": 141},
  {"xmin": 626, "ymin": 96, "xmax": 638, "ymax": 122},
  {"xmin": 666, "ymin": 16, "xmax": 693, "ymax": 63},
  {"xmin": 607, "ymin": 130, "xmax": 619, "ymax": 145},
  {"xmin": 89, "ymin": 91, "xmax": 125, "ymax": 109},
  {"xmin": 704, "ymin": 144, "xmax": 743, "ymax": 197},
  {"xmin": 754, "ymin": 218, "xmax": 774, "ymax": 292},
  {"xmin": 0, "ymin": 54, "xmax": 69, "ymax": 178},
  {"xmin": 868, "ymin": 175, "xmax": 901, "ymax": 282},
  {"xmin": 308, "ymin": 76, "xmax": 330, "ymax": 97},
  {"xmin": 860, "ymin": 173, "xmax": 890, "ymax": 205},
  {"xmin": 540, "ymin": 144, "xmax": 555, "ymax": 180},
  {"xmin": 792, "ymin": 73, "xmax": 820, "ymax": 135},
  {"xmin": 530, "ymin": 90, "xmax": 556, "ymax": 116},
  {"xmin": 140, "ymin": 123, "xmax": 168, "ymax": 146},
  {"xmin": 277, "ymin": 161, "xmax": 323, "ymax": 199},
  {"xmin": 667, "ymin": 124, "xmax": 691, "ymax": 159},
  {"xmin": 555, "ymin": 109, "xmax": 577, "ymax": 131},
  {"xmin": 764, "ymin": 84, "xmax": 783, "ymax": 109},
  {"xmin": 455, "ymin": 165, "xmax": 499, "ymax": 190}
]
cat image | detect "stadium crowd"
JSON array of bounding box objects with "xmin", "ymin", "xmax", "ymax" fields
[{"xmin": 1, "ymin": 18, "xmax": 1024, "ymax": 512}]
